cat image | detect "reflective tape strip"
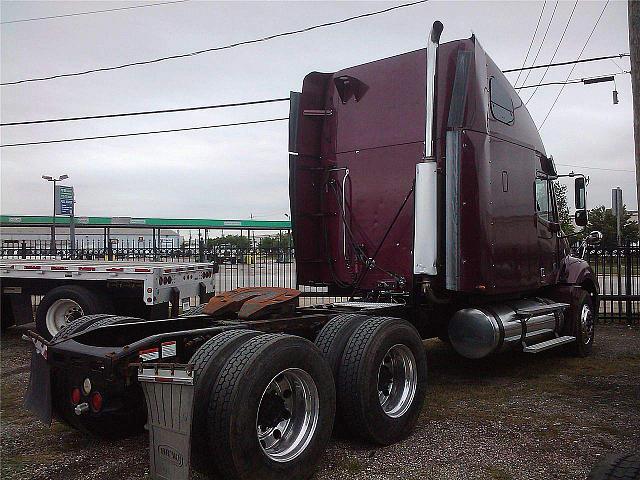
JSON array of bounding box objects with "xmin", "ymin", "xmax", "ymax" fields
[
  {"xmin": 161, "ymin": 341, "xmax": 177, "ymax": 358},
  {"xmin": 139, "ymin": 347, "xmax": 159, "ymax": 361}
]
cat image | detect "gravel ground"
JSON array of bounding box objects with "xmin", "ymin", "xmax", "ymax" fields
[{"xmin": 1, "ymin": 323, "xmax": 639, "ymax": 480}]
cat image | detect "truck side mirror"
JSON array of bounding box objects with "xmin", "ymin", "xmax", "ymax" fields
[
  {"xmin": 575, "ymin": 209, "xmax": 588, "ymax": 227},
  {"xmin": 575, "ymin": 177, "xmax": 586, "ymax": 210}
]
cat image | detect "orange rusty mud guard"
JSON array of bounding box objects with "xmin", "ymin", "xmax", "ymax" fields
[{"xmin": 202, "ymin": 287, "xmax": 301, "ymax": 320}]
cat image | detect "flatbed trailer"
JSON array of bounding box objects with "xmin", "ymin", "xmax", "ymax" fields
[{"xmin": 1, "ymin": 259, "xmax": 217, "ymax": 339}]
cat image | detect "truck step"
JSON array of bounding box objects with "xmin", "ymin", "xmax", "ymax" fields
[
  {"xmin": 523, "ymin": 335, "xmax": 576, "ymax": 353},
  {"xmin": 515, "ymin": 302, "xmax": 569, "ymax": 318}
]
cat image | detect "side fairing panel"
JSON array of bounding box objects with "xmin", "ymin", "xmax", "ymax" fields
[{"xmin": 291, "ymin": 50, "xmax": 427, "ymax": 291}]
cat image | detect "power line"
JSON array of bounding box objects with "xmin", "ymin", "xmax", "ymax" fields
[
  {"xmin": 516, "ymin": 71, "xmax": 629, "ymax": 89},
  {"xmin": 556, "ymin": 163, "xmax": 634, "ymax": 173},
  {"xmin": 525, "ymin": 0, "xmax": 579, "ymax": 104},
  {"xmin": 503, "ymin": 53, "xmax": 629, "ymax": 73},
  {"xmin": 1, "ymin": 0, "xmax": 429, "ymax": 86},
  {"xmin": 514, "ymin": 1, "xmax": 547, "ymax": 88},
  {"xmin": 5, "ymin": 65, "xmax": 628, "ymax": 128},
  {"xmin": 1, "ymin": 0, "xmax": 190, "ymax": 25},
  {"xmin": 0, "ymin": 117, "xmax": 288, "ymax": 148},
  {"xmin": 519, "ymin": 0, "xmax": 560, "ymax": 88},
  {"xmin": 539, "ymin": 0, "xmax": 610, "ymax": 129},
  {"xmin": 0, "ymin": 97, "xmax": 290, "ymax": 126}
]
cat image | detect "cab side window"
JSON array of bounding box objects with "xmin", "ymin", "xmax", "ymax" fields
[
  {"xmin": 535, "ymin": 178, "xmax": 552, "ymax": 222},
  {"xmin": 489, "ymin": 77, "xmax": 515, "ymax": 125}
]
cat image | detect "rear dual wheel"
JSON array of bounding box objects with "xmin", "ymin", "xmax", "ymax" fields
[
  {"xmin": 315, "ymin": 315, "xmax": 428, "ymax": 445},
  {"xmin": 191, "ymin": 332, "xmax": 335, "ymax": 480}
]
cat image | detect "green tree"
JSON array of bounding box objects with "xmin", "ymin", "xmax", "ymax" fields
[
  {"xmin": 206, "ymin": 234, "xmax": 250, "ymax": 249},
  {"xmin": 554, "ymin": 182, "xmax": 574, "ymax": 235},
  {"xmin": 585, "ymin": 205, "xmax": 639, "ymax": 248},
  {"xmin": 259, "ymin": 232, "xmax": 292, "ymax": 249}
]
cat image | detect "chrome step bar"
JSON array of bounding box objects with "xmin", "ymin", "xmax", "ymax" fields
[{"xmin": 523, "ymin": 335, "xmax": 576, "ymax": 353}]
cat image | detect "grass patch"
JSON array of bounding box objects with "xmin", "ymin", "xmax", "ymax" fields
[
  {"xmin": 339, "ymin": 458, "xmax": 364, "ymax": 473},
  {"xmin": 485, "ymin": 466, "xmax": 513, "ymax": 480}
]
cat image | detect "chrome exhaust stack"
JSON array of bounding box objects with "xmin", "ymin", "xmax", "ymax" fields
[
  {"xmin": 413, "ymin": 21, "xmax": 443, "ymax": 276},
  {"xmin": 425, "ymin": 21, "xmax": 443, "ymax": 162}
]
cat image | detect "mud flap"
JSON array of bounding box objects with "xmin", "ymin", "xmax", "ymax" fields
[
  {"xmin": 23, "ymin": 335, "xmax": 52, "ymax": 425},
  {"xmin": 138, "ymin": 364, "xmax": 195, "ymax": 480}
]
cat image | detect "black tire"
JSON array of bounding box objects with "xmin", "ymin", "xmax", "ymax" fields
[
  {"xmin": 314, "ymin": 313, "xmax": 368, "ymax": 436},
  {"xmin": 314, "ymin": 314, "xmax": 369, "ymax": 378},
  {"xmin": 566, "ymin": 289, "xmax": 595, "ymax": 357},
  {"xmin": 181, "ymin": 304, "xmax": 206, "ymax": 317},
  {"xmin": 189, "ymin": 329, "xmax": 262, "ymax": 473},
  {"xmin": 35, "ymin": 285, "xmax": 113, "ymax": 340},
  {"xmin": 52, "ymin": 314, "xmax": 117, "ymax": 341},
  {"xmin": 588, "ymin": 452, "xmax": 640, "ymax": 480},
  {"xmin": 207, "ymin": 334, "xmax": 336, "ymax": 480},
  {"xmin": 337, "ymin": 317, "xmax": 427, "ymax": 445}
]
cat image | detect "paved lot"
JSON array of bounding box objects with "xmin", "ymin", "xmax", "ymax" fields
[{"xmin": 1, "ymin": 324, "xmax": 638, "ymax": 480}]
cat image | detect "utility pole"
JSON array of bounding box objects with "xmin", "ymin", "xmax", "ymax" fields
[{"xmin": 629, "ymin": 1, "xmax": 640, "ymax": 219}]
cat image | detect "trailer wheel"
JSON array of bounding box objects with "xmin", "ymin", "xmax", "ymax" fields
[
  {"xmin": 337, "ymin": 317, "xmax": 427, "ymax": 445},
  {"xmin": 206, "ymin": 334, "xmax": 335, "ymax": 480},
  {"xmin": 36, "ymin": 285, "xmax": 113, "ymax": 340},
  {"xmin": 567, "ymin": 289, "xmax": 595, "ymax": 357},
  {"xmin": 181, "ymin": 304, "xmax": 206, "ymax": 316},
  {"xmin": 587, "ymin": 452, "xmax": 640, "ymax": 480},
  {"xmin": 190, "ymin": 329, "xmax": 262, "ymax": 473},
  {"xmin": 52, "ymin": 314, "xmax": 117, "ymax": 341}
]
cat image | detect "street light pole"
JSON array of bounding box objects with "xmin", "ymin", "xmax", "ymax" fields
[{"xmin": 42, "ymin": 174, "xmax": 68, "ymax": 256}]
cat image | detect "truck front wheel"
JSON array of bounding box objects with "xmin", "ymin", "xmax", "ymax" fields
[
  {"xmin": 35, "ymin": 285, "xmax": 113, "ymax": 340},
  {"xmin": 206, "ymin": 334, "xmax": 335, "ymax": 480},
  {"xmin": 567, "ymin": 289, "xmax": 595, "ymax": 357}
]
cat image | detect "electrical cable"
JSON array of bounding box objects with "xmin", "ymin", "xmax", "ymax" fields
[
  {"xmin": 514, "ymin": 1, "xmax": 547, "ymax": 88},
  {"xmin": 516, "ymin": 71, "xmax": 629, "ymax": 89},
  {"xmin": 1, "ymin": 0, "xmax": 429, "ymax": 86},
  {"xmin": 0, "ymin": 97, "xmax": 290, "ymax": 126},
  {"xmin": 0, "ymin": 117, "xmax": 288, "ymax": 148},
  {"xmin": 1, "ymin": 0, "xmax": 190, "ymax": 24},
  {"xmin": 518, "ymin": 0, "xmax": 560, "ymax": 88},
  {"xmin": 503, "ymin": 53, "xmax": 629, "ymax": 73},
  {"xmin": 525, "ymin": 0, "xmax": 579, "ymax": 104},
  {"xmin": 539, "ymin": 0, "xmax": 610, "ymax": 129},
  {"xmin": 556, "ymin": 163, "xmax": 634, "ymax": 173}
]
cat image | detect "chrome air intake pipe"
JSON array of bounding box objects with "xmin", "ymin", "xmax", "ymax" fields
[{"xmin": 448, "ymin": 298, "xmax": 565, "ymax": 359}]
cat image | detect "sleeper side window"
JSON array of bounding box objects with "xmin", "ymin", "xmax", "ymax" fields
[
  {"xmin": 535, "ymin": 178, "xmax": 552, "ymax": 222},
  {"xmin": 489, "ymin": 77, "xmax": 515, "ymax": 125}
]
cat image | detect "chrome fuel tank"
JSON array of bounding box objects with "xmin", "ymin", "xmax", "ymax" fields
[{"xmin": 448, "ymin": 298, "xmax": 562, "ymax": 359}]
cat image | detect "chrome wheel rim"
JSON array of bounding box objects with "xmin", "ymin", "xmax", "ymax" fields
[
  {"xmin": 377, "ymin": 344, "xmax": 417, "ymax": 418},
  {"xmin": 46, "ymin": 299, "xmax": 83, "ymax": 336},
  {"xmin": 256, "ymin": 368, "xmax": 319, "ymax": 463},
  {"xmin": 580, "ymin": 303, "xmax": 594, "ymax": 345}
]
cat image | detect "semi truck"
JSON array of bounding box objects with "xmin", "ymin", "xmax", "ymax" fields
[{"xmin": 23, "ymin": 22, "xmax": 600, "ymax": 480}]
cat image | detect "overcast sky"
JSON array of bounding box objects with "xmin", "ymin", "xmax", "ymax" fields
[{"xmin": 0, "ymin": 0, "xmax": 635, "ymax": 221}]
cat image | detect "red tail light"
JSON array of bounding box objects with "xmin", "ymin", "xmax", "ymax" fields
[
  {"xmin": 90, "ymin": 392, "xmax": 103, "ymax": 412},
  {"xmin": 71, "ymin": 388, "xmax": 81, "ymax": 405}
]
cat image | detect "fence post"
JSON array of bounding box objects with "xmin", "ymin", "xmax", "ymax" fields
[
  {"xmin": 626, "ymin": 243, "xmax": 633, "ymax": 324},
  {"xmin": 198, "ymin": 238, "xmax": 205, "ymax": 263},
  {"xmin": 107, "ymin": 241, "xmax": 113, "ymax": 261},
  {"xmin": 20, "ymin": 241, "xmax": 27, "ymax": 259}
]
